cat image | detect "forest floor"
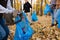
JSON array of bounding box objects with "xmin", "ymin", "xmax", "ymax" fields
[{"xmin": 8, "ymin": 15, "xmax": 60, "ymax": 40}]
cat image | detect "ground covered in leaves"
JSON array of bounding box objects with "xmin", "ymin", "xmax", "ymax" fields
[{"xmin": 8, "ymin": 15, "xmax": 60, "ymax": 40}]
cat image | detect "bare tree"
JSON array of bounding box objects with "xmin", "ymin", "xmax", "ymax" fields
[{"xmin": 40, "ymin": 0, "xmax": 43, "ymax": 16}]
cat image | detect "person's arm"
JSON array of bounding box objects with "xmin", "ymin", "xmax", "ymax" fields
[
  {"xmin": 7, "ymin": 0, "xmax": 15, "ymax": 10},
  {"xmin": 30, "ymin": 4, "xmax": 32, "ymax": 8},
  {"xmin": 28, "ymin": 2, "xmax": 32, "ymax": 13},
  {"xmin": 23, "ymin": 4, "xmax": 25, "ymax": 11},
  {"xmin": 28, "ymin": 2, "xmax": 32, "ymax": 8},
  {"xmin": 0, "ymin": 5, "xmax": 13, "ymax": 13}
]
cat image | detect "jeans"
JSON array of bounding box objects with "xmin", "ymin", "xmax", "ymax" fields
[
  {"xmin": 0, "ymin": 18, "xmax": 9, "ymax": 40},
  {"xmin": 51, "ymin": 9, "xmax": 57, "ymax": 24},
  {"xmin": 0, "ymin": 25, "xmax": 6, "ymax": 40}
]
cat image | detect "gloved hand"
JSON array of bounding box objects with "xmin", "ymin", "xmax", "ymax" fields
[
  {"xmin": 5, "ymin": 8, "xmax": 15, "ymax": 14},
  {"xmin": 12, "ymin": 8, "xmax": 15, "ymax": 12},
  {"xmin": 13, "ymin": 10, "xmax": 18, "ymax": 17},
  {"xmin": 4, "ymin": 9, "xmax": 13, "ymax": 14}
]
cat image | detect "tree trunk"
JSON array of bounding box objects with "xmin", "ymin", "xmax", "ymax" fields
[{"xmin": 40, "ymin": 0, "xmax": 43, "ymax": 16}]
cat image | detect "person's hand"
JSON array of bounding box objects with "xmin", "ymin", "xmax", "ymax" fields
[
  {"xmin": 13, "ymin": 10, "xmax": 18, "ymax": 17},
  {"xmin": 5, "ymin": 9, "xmax": 13, "ymax": 14}
]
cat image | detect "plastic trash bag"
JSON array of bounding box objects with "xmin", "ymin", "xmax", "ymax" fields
[
  {"xmin": 44, "ymin": 4, "xmax": 52, "ymax": 15},
  {"xmin": 23, "ymin": 23, "xmax": 34, "ymax": 40},
  {"xmin": 14, "ymin": 12, "xmax": 34, "ymax": 40},
  {"xmin": 32, "ymin": 11, "xmax": 38, "ymax": 21},
  {"xmin": 14, "ymin": 21, "xmax": 24, "ymax": 40},
  {"xmin": 22, "ymin": 11, "xmax": 29, "ymax": 23},
  {"xmin": 14, "ymin": 15, "xmax": 25, "ymax": 40}
]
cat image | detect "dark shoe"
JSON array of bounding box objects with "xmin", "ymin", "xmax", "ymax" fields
[
  {"xmin": 51, "ymin": 24, "xmax": 54, "ymax": 27},
  {"xmin": 56, "ymin": 21, "xmax": 58, "ymax": 25},
  {"xmin": 54, "ymin": 21, "xmax": 58, "ymax": 26},
  {"xmin": 30, "ymin": 23, "xmax": 33, "ymax": 25}
]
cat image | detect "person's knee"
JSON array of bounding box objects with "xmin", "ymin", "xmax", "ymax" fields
[{"xmin": 0, "ymin": 25, "xmax": 6, "ymax": 40}]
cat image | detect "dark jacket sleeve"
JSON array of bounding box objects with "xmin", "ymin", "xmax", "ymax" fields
[
  {"xmin": 28, "ymin": 2, "xmax": 32, "ymax": 8},
  {"xmin": 23, "ymin": 4, "xmax": 25, "ymax": 10}
]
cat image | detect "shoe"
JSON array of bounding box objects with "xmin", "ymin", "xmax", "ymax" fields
[
  {"xmin": 51, "ymin": 24, "xmax": 54, "ymax": 27},
  {"xmin": 56, "ymin": 21, "xmax": 58, "ymax": 25},
  {"xmin": 54, "ymin": 21, "xmax": 58, "ymax": 26},
  {"xmin": 30, "ymin": 23, "xmax": 33, "ymax": 25}
]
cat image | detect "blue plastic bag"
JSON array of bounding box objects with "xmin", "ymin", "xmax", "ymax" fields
[
  {"xmin": 23, "ymin": 23, "xmax": 33, "ymax": 40},
  {"xmin": 14, "ymin": 12, "xmax": 34, "ymax": 40},
  {"xmin": 22, "ymin": 11, "xmax": 29, "ymax": 23},
  {"xmin": 44, "ymin": 4, "xmax": 52, "ymax": 15},
  {"xmin": 32, "ymin": 11, "xmax": 38, "ymax": 21},
  {"xmin": 14, "ymin": 15, "xmax": 24, "ymax": 40}
]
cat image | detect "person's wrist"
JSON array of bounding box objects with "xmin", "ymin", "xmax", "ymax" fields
[{"xmin": 13, "ymin": 8, "xmax": 15, "ymax": 11}]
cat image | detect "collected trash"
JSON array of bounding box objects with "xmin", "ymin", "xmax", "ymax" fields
[
  {"xmin": 14, "ymin": 11, "xmax": 34, "ymax": 40},
  {"xmin": 0, "ymin": 25, "xmax": 6, "ymax": 40},
  {"xmin": 44, "ymin": 4, "xmax": 53, "ymax": 15},
  {"xmin": 8, "ymin": 14, "xmax": 60, "ymax": 40},
  {"xmin": 32, "ymin": 11, "xmax": 38, "ymax": 21}
]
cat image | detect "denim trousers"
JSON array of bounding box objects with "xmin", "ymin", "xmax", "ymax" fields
[{"xmin": 0, "ymin": 18, "xmax": 9, "ymax": 40}]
